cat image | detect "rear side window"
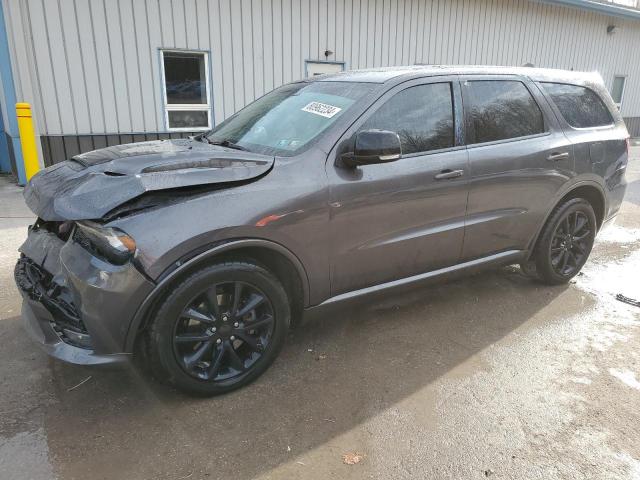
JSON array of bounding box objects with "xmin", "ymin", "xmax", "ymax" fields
[
  {"xmin": 361, "ymin": 83, "xmax": 454, "ymax": 154},
  {"xmin": 465, "ymin": 80, "xmax": 546, "ymax": 144},
  {"xmin": 541, "ymin": 83, "xmax": 613, "ymax": 128}
]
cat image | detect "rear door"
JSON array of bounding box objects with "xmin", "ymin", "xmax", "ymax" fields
[
  {"xmin": 327, "ymin": 77, "xmax": 469, "ymax": 296},
  {"xmin": 460, "ymin": 75, "xmax": 573, "ymax": 260},
  {"xmin": 539, "ymin": 82, "xmax": 629, "ymax": 218}
]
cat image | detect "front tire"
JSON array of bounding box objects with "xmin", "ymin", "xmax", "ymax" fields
[
  {"xmin": 534, "ymin": 198, "xmax": 597, "ymax": 285},
  {"xmin": 146, "ymin": 261, "xmax": 290, "ymax": 396}
]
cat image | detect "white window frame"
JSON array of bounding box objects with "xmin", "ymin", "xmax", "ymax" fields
[
  {"xmin": 612, "ymin": 75, "xmax": 627, "ymax": 111},
  {"xmin": 160, "ymin": 49, "xmax": 212, "ymax": 132},
  {"xmin": 304, "ymin": 59, "xmax": 346, "ymax": 78}
]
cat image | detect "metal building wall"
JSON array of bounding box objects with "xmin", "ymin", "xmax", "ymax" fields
[{"xmin": 2, "ymin": 0, "xmax": 640, "ymax": 165}]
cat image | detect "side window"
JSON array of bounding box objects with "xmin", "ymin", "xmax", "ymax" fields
[
  {"xmin": 542, "ymin": 82, "xmax": 614, "ymax": 128},
  {"xmin": 465, "ymin": 80, "xmax": 545, "ymax": 144},
  {"xmin": 361, "ymin": 83, "xmax": 454, "ymax": 154}
]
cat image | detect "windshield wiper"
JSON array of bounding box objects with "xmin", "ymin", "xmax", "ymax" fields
[{"xmin": 206, "ymin": 139, "xmax": 248, "ymax": 151}]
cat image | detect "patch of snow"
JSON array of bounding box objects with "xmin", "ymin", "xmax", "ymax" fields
[{"xmin": 609, "ymin": 369, "xmax": 640, "ymax": 391}]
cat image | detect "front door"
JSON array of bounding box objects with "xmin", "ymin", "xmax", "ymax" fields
[{"xmin": 327, "ymin": 78, "xmax": 469, "ymax": 296}]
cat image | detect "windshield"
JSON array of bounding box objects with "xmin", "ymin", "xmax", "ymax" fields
[{"xmin": 205, "ymin": 81, "xmax": 375, "ymax": 155}]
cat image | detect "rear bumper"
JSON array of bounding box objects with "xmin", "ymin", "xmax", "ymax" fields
[{"xmin": 21, "ymin": 298, "xmax": 130, "ymax": 365}]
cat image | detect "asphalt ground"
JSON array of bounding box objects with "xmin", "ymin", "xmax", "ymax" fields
[{"xmin": 1, "ymin": 147, "xmax": 639, "ymax": 480}]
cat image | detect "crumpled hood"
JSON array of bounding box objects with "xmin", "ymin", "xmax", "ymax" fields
[{"xmin": 24, "ymin": 139, "xmax": 274, "ymax": 221}]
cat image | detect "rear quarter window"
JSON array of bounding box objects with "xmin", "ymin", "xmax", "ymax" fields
[{"xmin": 541, "ymin": 82, "xmax": 614, "ymax": 129}]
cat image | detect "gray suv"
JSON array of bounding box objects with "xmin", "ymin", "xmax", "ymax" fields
[{"xmin": 15, "ymin": 66, "xmax": 629, "ymax": 395}]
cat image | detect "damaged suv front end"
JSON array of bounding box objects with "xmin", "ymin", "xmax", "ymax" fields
[
  {"xmin": 16, "ymin": 218, "xmax": 153, "ymax": 364},
  {"xmin": 15, "ymin": 77, "xmax": 383, "ymax": 394},
  {"xmin": 14, "ymin": 139, "xmax": 279, "ymax": 365}
]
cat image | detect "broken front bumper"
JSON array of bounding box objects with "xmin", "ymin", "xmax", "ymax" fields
[
  {"xmin": 20, "ymin": 297, "xmax": 129, "ymax": 365},
  {"xmin": 15, "ymin": 224, "xmax": 155, "ymax": 366}
]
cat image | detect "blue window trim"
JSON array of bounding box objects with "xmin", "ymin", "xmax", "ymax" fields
[{"xmin": 0, "ymin": 2, "xmax": 26, "ymax": 184}]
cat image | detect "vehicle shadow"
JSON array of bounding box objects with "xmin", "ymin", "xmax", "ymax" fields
[{"xmin": 41, "ymin": 265, "xmax": 567, "ymax": 479}]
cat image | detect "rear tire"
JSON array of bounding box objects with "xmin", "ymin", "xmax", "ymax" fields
[
  {"xmin": 533, "ymin": 198, "xmax": 596, "ymax": 285},
  {"xmin": 146, "ymin": 260, "xmax": 290, "ymax": 396}
]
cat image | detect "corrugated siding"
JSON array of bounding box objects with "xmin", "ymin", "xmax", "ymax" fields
[
  {"xmin": 3, "ymin": 0, "xmax": 640, "ymax": 138},
  {"xmin": 40, "ymin": 131, "xmax": 200, "ymax": 166}
]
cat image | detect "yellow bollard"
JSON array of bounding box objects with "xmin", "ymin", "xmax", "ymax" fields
[{"xmin": 16, "ymin": 102, "xmax": 40, "ymax": 181}]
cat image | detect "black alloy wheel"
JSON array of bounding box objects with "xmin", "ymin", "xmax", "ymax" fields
[
  {"xmin": 549, "ymin": 211, "xmax": 591, "ymax": 277},
  {"xmin": 146, "ymin": 261, "xmax": 290, "ymax": 396},
  {"xmin": 534, "ymin": 198, "xmax": 596, "ymax": 285},
  {"xmin": 173, "ymin": 281, "xmax": 275, "ymax": 381}
]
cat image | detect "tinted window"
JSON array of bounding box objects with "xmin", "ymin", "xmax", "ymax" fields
[
  {"xmin": 163, "ymin": 51, "xmax": 207, "ymax": 104},
  {"xmin": 162, "ymin": 51, "xmax": 210, "ymax": 130},
  {"xmin": 361, "ymin": 83, "xmax": 454, "ymax": 154},
  {"xmin": 466, "ymin": 80, "xmax": 545, "ymax": 143},
  {"xmin": 542, "ymin": 83, "xmax": 614, "ymax": 128}
]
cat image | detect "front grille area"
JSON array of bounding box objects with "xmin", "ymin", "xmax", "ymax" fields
[
  {"xmin": 32, "ymin": 218, "xmax": 74, "ymax": 242},
  {"xmin": 15, "ymin": 256, "xmax": 92, "ymax": 349}
]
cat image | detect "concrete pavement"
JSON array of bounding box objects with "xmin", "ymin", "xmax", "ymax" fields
[{"xmin": 0, "ymin": 150, "xmax": 639, "ymax": 480}]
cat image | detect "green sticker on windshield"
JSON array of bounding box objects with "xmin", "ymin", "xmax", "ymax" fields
[{"xmin": 301, "ymin": 101, "xmax": 342, "ymax": 118}]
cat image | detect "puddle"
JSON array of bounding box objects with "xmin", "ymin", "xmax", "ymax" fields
[{"xmin": 0, "ymin": 428, "xmax": 56, "ymax": 480}]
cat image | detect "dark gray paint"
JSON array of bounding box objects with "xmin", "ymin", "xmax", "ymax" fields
[
  {"xmin": 460, "ymin": 75, "xmax": 575, "ymax": 260},
  {"xmin": 326, "ymin": 75, "xmax": 469, "ymax": 295},
  {"xmin": 16, "ymin": 66, "xmax": 629, "ymax": 365},
  {"xmin": 25, "ymin": 140, "xmax": 274, "ymax": 221},
  {"xmin": 18, "ymin": 227, "xmax": 153, "ymax": 361}
]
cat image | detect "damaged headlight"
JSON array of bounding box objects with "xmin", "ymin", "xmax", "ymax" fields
[{"xmin": 74, "ymin": 221, "xmax": 136, "ymax": 265}]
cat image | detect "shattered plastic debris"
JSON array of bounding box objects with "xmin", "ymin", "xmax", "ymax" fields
[
  {"xmin": 342, "ymin": 452, "xmax": 365, "ymax": 465},
  {"xmin": 615, "ymin": 294, "xmax": 640, "ymax": 307}
]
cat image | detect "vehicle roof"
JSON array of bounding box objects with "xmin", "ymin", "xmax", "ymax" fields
[{"xmin": 312, "ymin": 65, "xmax": 604, "ymax": 86}]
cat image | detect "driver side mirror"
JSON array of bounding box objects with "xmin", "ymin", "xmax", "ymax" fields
[{"xmin": 340, "ymin": 129, "xmax": 402, "ymax": 168}]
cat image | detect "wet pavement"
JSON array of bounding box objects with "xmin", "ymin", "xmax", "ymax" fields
[{"xmin": 1, "ymin": 148, "xmax": 639, "ymax": 480}]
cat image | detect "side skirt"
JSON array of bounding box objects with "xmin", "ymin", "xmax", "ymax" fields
[{"xmin": 315, "ymin": 249, "xmax": 526, "ymax": 308}]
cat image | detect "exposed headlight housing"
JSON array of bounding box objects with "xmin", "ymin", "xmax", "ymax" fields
[{"xmin": 74, "ymin": 221, "xmax": 136, "ymax": 265}]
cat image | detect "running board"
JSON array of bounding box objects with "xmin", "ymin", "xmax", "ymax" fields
[{"xmin": 320, "ymin": 250, "xmax": 524, "ymax": 306}]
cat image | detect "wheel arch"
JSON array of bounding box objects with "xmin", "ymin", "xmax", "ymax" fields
[
  {"xmin": 527, "ymin": 181, "xmax": 606, "ymax": 256},
  {"xmin": 124, "ymin": 239, "xmax": 310, "ymax": 353}
]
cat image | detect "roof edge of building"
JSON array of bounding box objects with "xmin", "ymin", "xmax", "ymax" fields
[{"xmin": 540, "ymin": 0, "xmax": 640, "ymax": 20}]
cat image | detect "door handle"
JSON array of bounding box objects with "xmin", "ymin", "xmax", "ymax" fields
[
  {"xmin": 434, "ymin": 169, "xmax": 464, "ymax": 180},
  {"xmin": 547, "ymin": 152, "xmax": 570, "ymax": 161}
]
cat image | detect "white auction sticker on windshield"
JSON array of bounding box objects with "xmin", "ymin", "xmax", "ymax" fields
[{"xmin": 301, "ymin": 101, "xmax": 342, "ymax": 118}]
